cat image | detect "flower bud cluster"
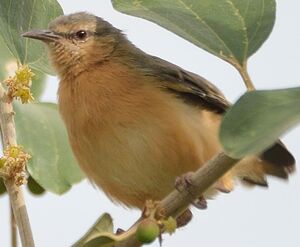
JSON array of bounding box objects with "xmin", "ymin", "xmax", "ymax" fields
[
  {"xmin": 5, "ymin": 64, "xmax": 34, "ymax": 103},
  {"xmin": 0, "ymin": 146, "xmax": 31, "ymax": 186}
]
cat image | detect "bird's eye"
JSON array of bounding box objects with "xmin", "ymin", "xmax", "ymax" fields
[{"xmin": 74, "ymin": 30, "xmax": 88, "ymax": 40}]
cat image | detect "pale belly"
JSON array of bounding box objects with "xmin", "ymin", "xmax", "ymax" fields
[{"xmin": 67, "ymin": 106, "xmax": 220, "ymax": 208}]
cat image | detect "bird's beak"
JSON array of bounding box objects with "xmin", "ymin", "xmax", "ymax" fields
[{"xmin": 22, "ymin": 30, "xmax": 61, "ymax": 42}]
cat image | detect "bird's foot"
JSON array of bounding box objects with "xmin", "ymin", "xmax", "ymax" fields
[
  {"xmin": 175, "ymin": 172, "xmax": 208, "ymax": 210},
  {"xmin": 176, "ymin": 209, "xmax": 193, "ymax": 228},
  {"xmin": 175, "ymin": 171, "xmax": 194, "ymax": 192},
  {"xmin": 192, "ymin": 196, "xmax": 207, "ymax": 209}
]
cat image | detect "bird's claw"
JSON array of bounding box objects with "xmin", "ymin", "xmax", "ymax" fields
[
  {"xmin": 192, "ymin": 196, "xmax": 207, "ymax": 209},
  {"xmin": 175, "ymin": 172, "xmax": 194, "ymax": 192},
  {"xmin": 175, "ymin": 172, "xmax": 208, "ymax": 209}
]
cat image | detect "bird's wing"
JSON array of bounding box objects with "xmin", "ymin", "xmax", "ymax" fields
[
  {"xmin": 138, "ymin": 55, "xmax": 295, "ymax": 179},
  {"xmin": 144, "ymin": 55, "xmax": 229, "ymax": 114}
]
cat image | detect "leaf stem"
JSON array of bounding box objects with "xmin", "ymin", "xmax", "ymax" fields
[
  {"xmin": 238, "ymin": 63, "xmax": 256, "ymax": 91},
  {"xmin": 0, "ymin": 84, "xmax": 35, "ymax": 247}
]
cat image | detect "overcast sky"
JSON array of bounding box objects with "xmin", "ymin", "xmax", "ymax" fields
[{"xmin": 0, "ymin": 1, "xmax": 299, "ymax": 247}]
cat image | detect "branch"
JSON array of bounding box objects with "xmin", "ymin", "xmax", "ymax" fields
[
  {"xmin": 116, "ymin": 152, "xmax": 239, "ymax": 246},
  {"xmin": 159, "ymin": 152, "xmax": 238, "ymax": 217},
  {"xmin": 11, "ymin": 206, "xmax": 18, "ymax": 247},
  {"xmin": 0, "ymin": 84, "xmax": 35, "ymax": 247}
]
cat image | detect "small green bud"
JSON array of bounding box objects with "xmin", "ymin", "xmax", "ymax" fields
[{"xmin": 136, "ymin": 219, "xmax": 160, "ymax": 244}]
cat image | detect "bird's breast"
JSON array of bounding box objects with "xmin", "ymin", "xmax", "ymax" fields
[{"xmin": 57, "ymin": 66, "xmax": 221, "ymax": 208}]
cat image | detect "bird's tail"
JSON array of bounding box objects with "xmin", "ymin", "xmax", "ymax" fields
[{"xmin": 216, "ymin": 142, "xmax": 295, "ymax": 191}]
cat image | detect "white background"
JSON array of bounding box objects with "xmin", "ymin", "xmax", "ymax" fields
[{"xmin": 0, "ymin": 1, "xmax": 299, "ymax": 246}]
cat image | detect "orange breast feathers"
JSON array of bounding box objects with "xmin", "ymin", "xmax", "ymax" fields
[{"xmin": 57, "ymin": 63, "xmax": 225, "ymax": 208}]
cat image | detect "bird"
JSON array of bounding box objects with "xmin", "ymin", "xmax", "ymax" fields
[{"xmin": 23, "ymin": 12, "xmax": 295, "ymax": 220}]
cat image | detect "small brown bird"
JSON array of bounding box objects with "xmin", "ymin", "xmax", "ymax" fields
[{"xmin": 23, "ymin": 12, "xmax": 295, "ymax": 213}]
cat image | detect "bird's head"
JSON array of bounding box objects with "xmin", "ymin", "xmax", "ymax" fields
[{"xmin": 22, "ymin": 12, "xmax": 123, "ymax": 77}]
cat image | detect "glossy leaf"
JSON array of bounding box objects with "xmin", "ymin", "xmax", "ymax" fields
[
  {"xmin": 0, "ymin": 0, "xmax": 63, "ymax": 74},
  {"xmin": 14, "ymin": 102, "xmax": 84, "ymax": 194},
  {"xmin": 112, "ymin": 0, "xmax": 276, "ymax": 66},
  {"xmin": 220, "ymin": 87, "xmax": 300, "ymax": 158}
]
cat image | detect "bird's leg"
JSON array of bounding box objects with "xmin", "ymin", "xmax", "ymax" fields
[{"xmin": 175, "ymin": 171, "xmax": 208, "ymax": 210}]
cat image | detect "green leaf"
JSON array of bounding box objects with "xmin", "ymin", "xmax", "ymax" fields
[
  {"xmin": 0, "ymin": 0, "xmax": 63, "ymax": 74},
  {"xmin": 31, "ymin": 69, "xmax": 47, "ymax": 101},
  {"xmin": 73, "ymin": 213, "xmax": 139, "ymax": 247},
  {"xmin": 220, "ymin": 87, "xmax": 300, "ymax": 158},
  {"xmin": 78, "ymin": 236, "xmax": 116, "ymax": 247},
  {"xmin": 0, "ymin": 176, "xmax": 47, "ymax": 197},
  {"xmin": 73, "ymin": 213, "xmax": 115, "ymax": 247},
  {"xmin": 14, "ymin": 102, "xmax": 84, "ymax": 194},
  {"xmin": 0, "ymin": 176, "xmax": 46, "ymax": 197},
  {"xmin": 27, "ymin": 176, "xmax": 45, "ymax": 195},
  {"xmin": 112, "ymin": 0, "xmax": 275, "ymax": 66},
  {"xmin": 0, "ymin": 42, "xmax": 46, "ymax": 100},
  {"xmin": 0, "ymin": 37, "xmax": 15, "ymax": 81}
]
